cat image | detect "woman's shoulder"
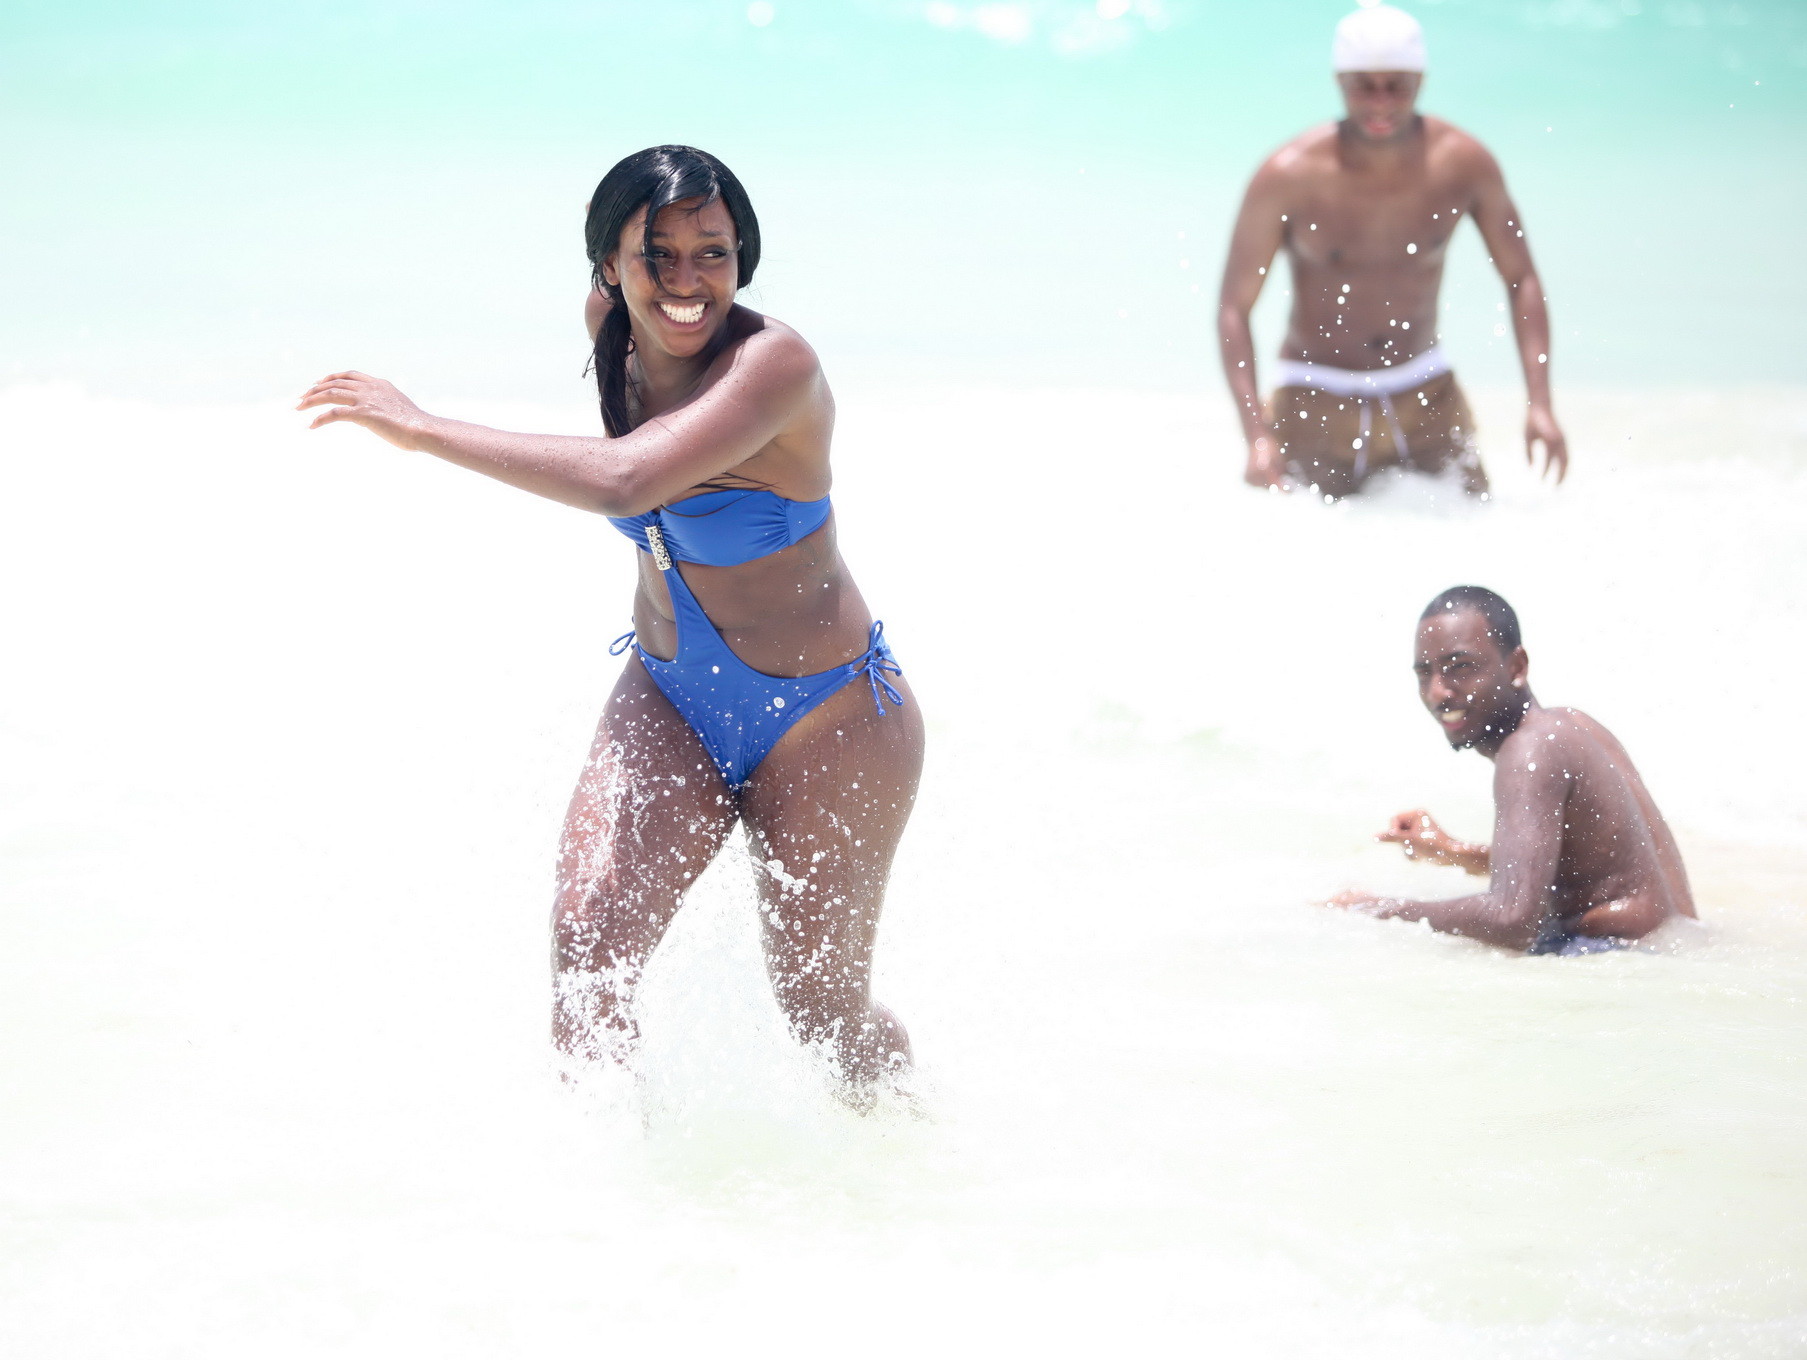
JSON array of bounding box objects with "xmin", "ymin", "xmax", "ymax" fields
[
  {"xmin": 726, "ymin": 307, "xmax": 818, "ymax": 365},
  {"xmin": 719, "ymin": 307, "xmax": 824, "ymax": 391}
]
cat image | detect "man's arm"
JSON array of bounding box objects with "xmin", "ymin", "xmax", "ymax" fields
[
  {"xmin": 1469, "ymin": 146, "xmax": 1568, "ymax": 482},
  {"xmin": 1350, "ymin": 750, "xmax": 1569, "ymax": 949},
  {"xmin": 1217, "ymin": 163, "xmax": 1289, "ymax": 489}
]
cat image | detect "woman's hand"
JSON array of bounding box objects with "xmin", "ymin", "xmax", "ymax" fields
[{"xmin": 297, "ymin": 371, "xmax": 434, "ymax": 450}]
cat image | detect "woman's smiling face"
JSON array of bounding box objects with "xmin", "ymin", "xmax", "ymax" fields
[{"xmin": 602, "ymin": 196, "xmax": 740, "ymax": 360}]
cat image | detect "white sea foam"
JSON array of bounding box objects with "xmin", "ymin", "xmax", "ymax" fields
[{"xmin": 1, "ymin": 381, "xmax": 1803, "ymax": 1355}]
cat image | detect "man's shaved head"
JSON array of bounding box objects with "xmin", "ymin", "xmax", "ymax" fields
[{"xmin": 1420, "ymin": 585, "xmax": 1521, "ymax": 655}]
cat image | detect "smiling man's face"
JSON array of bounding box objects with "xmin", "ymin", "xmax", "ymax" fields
[
  {"xmin": 1413, "ymin": 609, "xmax": 1528, "ymax": 753},
  {"xmin": 1337, "ymin": 70, "xmax": 1422, "ymax": 142}
]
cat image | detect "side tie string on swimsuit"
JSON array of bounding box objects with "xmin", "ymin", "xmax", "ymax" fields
[
  {"xmin": 609, "ymin": 630, "xmax": 637, "ymax": 657},
  {"xmin": 858, "ymin": 621, "xmax": 905, "ymax": 715},
  {"xmin": 1354, "ymin": 394, "xmax": 1412, "ymax": 481}
]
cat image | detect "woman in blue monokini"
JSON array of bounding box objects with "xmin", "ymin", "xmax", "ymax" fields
[{"xmin": 300, "ymin": 146, "xmax": 921, "ymax": 1088}]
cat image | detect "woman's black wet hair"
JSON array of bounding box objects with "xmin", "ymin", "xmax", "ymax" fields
[
  {"xmin": 1421, "ymin": 585, "xmax": 1522, "ymax": 653},
  {"xmin": 584, "ymin": 146, "xmax": 761, "ymax": 438}
]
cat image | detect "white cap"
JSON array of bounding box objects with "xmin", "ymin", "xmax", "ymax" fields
[{"xmin": 1332, "ymin": 3, "xmax": 1426, "ymax": 74}]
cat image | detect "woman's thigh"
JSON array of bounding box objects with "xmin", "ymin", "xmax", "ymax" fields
[
  {"xmin": 553, "ymin": 656, "xmax": 738, "ymax": 977},
  {"xmin": 738, "ymin": 672, "xmax": 925, "ymax": 1025}
]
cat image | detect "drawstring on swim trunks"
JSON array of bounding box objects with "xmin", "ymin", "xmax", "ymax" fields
[{"xmin": 1353, "ymin": 393, "xmax": 1412, "ymax": 480}]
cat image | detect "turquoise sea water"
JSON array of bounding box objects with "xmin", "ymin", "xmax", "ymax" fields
[
  {"xmin": 3, "ymin": 0, "xmax": 1804, "ymax": 401},
  {"xmin": 4, "ymin": 3, "xmax": 1806, "ymax": 1356}
]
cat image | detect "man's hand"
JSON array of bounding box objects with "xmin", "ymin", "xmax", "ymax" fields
[
  {"xmin": 1378, "ymin": 810, "xmax": 1490, "ymax": 876},
  {"xmin": 1525, "ymin": 404, "xmax": 1568, "ymax": 483},
  {"xmin": 1378, "ymin": 810, "xmax": 1460, "ymax": 865},
  {"xmin": 1325, "ymin": 890, "xmax": 1396, "ymax": 915},
  {"xmin": 1244, "ymin": 431, "xmax": 1290, "ymax": 491}
]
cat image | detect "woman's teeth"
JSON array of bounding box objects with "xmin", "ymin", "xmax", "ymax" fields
[{"xmin": 659, "ymin": 301, "xmax": 705, "ymax": 324}]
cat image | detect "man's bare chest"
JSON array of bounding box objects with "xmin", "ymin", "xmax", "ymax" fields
[{"xmin": 1284, "ymin": 172, "xmax": 1471, "ymax": 272}]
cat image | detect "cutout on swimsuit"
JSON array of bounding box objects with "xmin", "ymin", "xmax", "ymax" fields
[{"xmin": 606, "ymin": 489, "xmax": 904, "ymax": 790}]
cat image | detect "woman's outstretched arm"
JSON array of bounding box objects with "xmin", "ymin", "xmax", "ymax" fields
[{"xmin": 296, "ymin": 324, "xmax": 820, "ymax": 517}]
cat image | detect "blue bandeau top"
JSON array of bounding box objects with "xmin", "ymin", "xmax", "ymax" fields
[{"xmin": 608, "ymin": 487, "xmax": 832, "ymax": 568}]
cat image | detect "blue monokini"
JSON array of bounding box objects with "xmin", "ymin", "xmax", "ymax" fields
[{"xmin": 607, "ymin": 488, "xmax": 904, "ymax": 789}]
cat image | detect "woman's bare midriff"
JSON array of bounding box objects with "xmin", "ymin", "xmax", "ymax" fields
[{"xmin": 627, "ymin": 518, "xmax": 876, "ymax": 677}]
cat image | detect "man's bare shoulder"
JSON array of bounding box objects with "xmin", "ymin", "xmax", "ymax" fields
[
  {"xmin": 1257, "ymin": 122, "xmax": 1343, "ymax": 182},
  {"xmin": 1540, "ymin": 706, "xmax": 1611, "ymax": 741},
  {"xmin": 1545, "ymin": 706, "xmax": 1643, "ymax": 765},
  {"xmin": 1423, "ymin": 116, "xmax": 1502, "ymax": 179},
  {"xmin": 1510, "ymin": 706, "xmax": 1625, "ymax": 768},
  {"xmin": 1495, "ymin": 706, "xmax": 1593, "ymax": 774},
  {"xmin": 1521, "ymin": 708, "xmax": 1663, "ymax": 819}
]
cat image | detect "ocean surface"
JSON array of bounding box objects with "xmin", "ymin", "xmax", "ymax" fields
[{"xmin": 4, "ymin": 1, "xmax": 1805, "ymax": 1355}]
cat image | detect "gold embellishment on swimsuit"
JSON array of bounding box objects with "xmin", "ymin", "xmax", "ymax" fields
[{"xmin": 645, "ymin": 522, "xmax": 673, "ymax": 572}]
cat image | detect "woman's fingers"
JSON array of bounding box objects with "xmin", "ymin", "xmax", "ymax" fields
[
  {"xmin": 296, "ymin": 372, "xmax": 381, "ymax": 408},
  {"xmin": 297, "ymin": 387, "xmax": 356, "ymax": 411},
  {"xmin": 296, "ymin": 371, "xmax": 417, "ymax": 447},
  {"xmin": 297, "ymin": 378, "xmax": 375, "ymax": 410}
]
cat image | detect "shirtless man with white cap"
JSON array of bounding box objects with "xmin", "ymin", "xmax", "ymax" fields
[{"xmin": 1217, "ymin": 3, "xmax": 1568, "ymax": 498}]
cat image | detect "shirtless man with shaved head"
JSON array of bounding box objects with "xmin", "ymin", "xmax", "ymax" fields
[
  {"xmin": 1218, "ymin": 4, "xmax": 1568, "ymax": 499},
  {"xmin": 1333, "ymin": 587, "xmax": 1696, "ymax": 954}
]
